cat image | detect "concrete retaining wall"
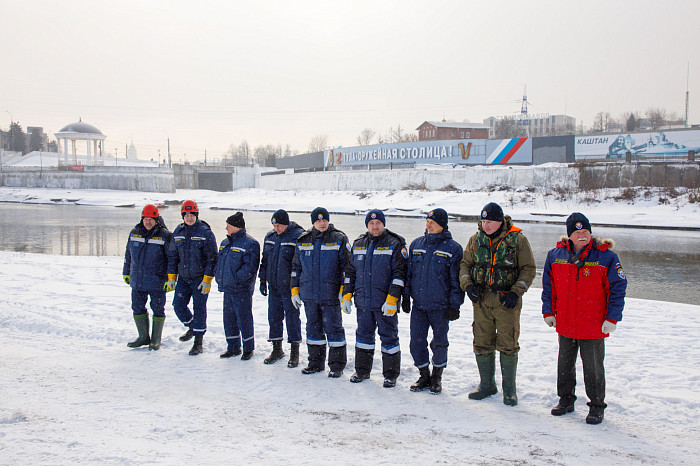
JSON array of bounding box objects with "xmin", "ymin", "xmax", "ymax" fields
[
  {"xmin": 0, "ymin": 170, "xmax": 175, "ymax": 193},
  {"xmin": 578, "ymin": 163, "xmax": 700, "ymax": 189}
]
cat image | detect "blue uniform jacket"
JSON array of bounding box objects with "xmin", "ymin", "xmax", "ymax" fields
[
  {"xmin": 122, "ymin": 217, "xmax": 172, "ymax": 292},
  {"xmin": 344, "ymin": 229, "xmax": 408, "ymax": 311},
  {"xmin": 291, "ymin": 224, "xmax": 350, "ymax": 306},
  {"xmin": 404, "ymin": 229, "xmax": 465, "ymax": 312},
  {"xmin": 215, "ymin": 228, "xmax": 260, "ymax": 294},
  {"xmin": 167, "ymin": 220, "xmax": 218, "ymax": 281},
  {"xmin": 259, "ymin": 221, "xmax": 305, "ymax": 295}
]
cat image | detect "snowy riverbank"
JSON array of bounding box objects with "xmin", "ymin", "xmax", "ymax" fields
[
  {"xmin": 1, "ymin": 251, "xmax": 698, "ymax": 464},
  {"xmin": 1, "ymin": 185, "xmax": 699, "ymax": 230}
]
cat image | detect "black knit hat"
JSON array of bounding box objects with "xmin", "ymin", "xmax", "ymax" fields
[
  {"xmin": 365, "ymin": 209, "xmax": 386, "ymax": 227},
  {"xmin": 226, "ymin": 212, "xmax": 245, "ymax": 228},
  {"xmin": 271, "ymin": 209, "xmax": 289, "ymax": 225},
  {"xmin": 311, "ymin": 207, "xmax": 330, "ymax": 223},
  {"xmin": 566, "ymin": 212, "xmax": 591, "ymax": 237},
  {"xmin": 480, "ymin": 202, "xmax": 504, "ymax": 222},
  {"xmin": 426, "ymin": 208, "xmax": 448, "ymax": 230}
]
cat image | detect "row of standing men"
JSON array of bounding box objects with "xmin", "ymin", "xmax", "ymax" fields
[{"xmin": 123, "ymin": 200, "xmax": 626, "ymax": 425}]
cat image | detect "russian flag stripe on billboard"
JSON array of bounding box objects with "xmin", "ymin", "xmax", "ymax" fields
[{"xmin": 487, "ymin": 138, "xmax": 527, "ymax": 164}]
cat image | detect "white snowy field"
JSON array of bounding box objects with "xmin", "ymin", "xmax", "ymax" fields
[
  {"xmin": 0, "ymin": 185, "xmax": 698, "ymax": 229},
  {"xmin": 1, "ymin": 251, "xmax": 699, "ymax": 464}
]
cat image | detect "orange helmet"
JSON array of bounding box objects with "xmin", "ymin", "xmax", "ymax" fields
[
  {"xmin": 141, "ymin": 204, "xmax": 159, "ymax": 218},
  {"xmin": 181, "ymin": 200, "xmax": 199, "ymax": 216}
]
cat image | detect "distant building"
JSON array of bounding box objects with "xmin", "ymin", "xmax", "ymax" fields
[
  {"xmin": 127, "ymin": 140, "xmax": 138, "ymax": 159},
  {"xmin": 483, "ymin": 114, "xmax": 576, "ymax": 138},
  {"xmin": 416, "ymin": 120, "xmax": 490, "ymax": 141},
  {"xmin": 55, "ymin": 119, "xmax": 106, "ymax": 165}
]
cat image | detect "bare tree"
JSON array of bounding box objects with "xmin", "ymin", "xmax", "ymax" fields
[
  {"xmin": 308, "ymin": 135, "xmax": 328, "ymax": 153},
  {"xmin": 356, "ymin": 128, "xmax": 376, "ymax": 146},
  {"xmin": 592, "ymin": 112, "xmax": 611, "ymax": 132},
  {"xmin": 494, "ymin": 118, "xmax": 525, "ymax": 138},
  {"xmin": 646, "ymin": 108, "xmax": 667, "ymax": 131}
]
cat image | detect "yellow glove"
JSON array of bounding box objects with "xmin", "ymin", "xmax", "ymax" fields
[
  {"xmin": 123, "ymin": 275, "xmax": 130, "ymax": 285},
  {"xmin": 167, "ymin": 274, "xmax": 177, "ymax": 291},
  {"xmin": 341, "ymin": 293, "xmax": 353, "ymax": 314},
  {"xmin": 291, "ymin": 287, "xmax": 302, "ymax": 309},
  {"xmin": 164, "ymin": 282, "xmax": 174, "ymax": 292},
  {"xmin": 381, "ymin": 295, "xmax": 399, "ymax": 316},
  {"xmin": 198, "ymin": 275, "xmax": 214, "ymax": 294}
]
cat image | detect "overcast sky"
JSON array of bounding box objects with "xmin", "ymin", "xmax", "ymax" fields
[{"xmin": 2, "ymin": 0, "xmax": 699, "ymax": 162}]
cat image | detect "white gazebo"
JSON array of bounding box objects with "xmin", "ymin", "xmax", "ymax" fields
[{"xmin": 55, "ymin": 119, "xmax": 107, "ymax": 165}]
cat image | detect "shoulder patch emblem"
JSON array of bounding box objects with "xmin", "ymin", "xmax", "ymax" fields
[
  {"xmin": 615, "ymin": 263, "xmax": 626, "ymax": 280},
  {"xmin": 346, "ymin": 242, "xmax": 352, "ymax": 252},
  {"xmin": 401, "ymin": 247, "xmax": 408, "ymax": 259}
]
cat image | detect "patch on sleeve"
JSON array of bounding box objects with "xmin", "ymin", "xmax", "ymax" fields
[
  {"xmin": 401, "ymin": 247, "xmax": 408, "ymax": 259},
  {"xmin": 346, "ymin": 242, "xmax": 352, "ymax": 252},
  {"xmin": 615, "ymin": 263, "xmax": 626, "ymax": 280}
]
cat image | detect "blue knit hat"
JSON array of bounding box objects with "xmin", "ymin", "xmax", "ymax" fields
[
  {"xmin": 311, "ymin": 207, "xmax": 329, "ymax": 223},
  {"xmin": 566, "ymin": 212, "xmax": 591, "ymax": 237},
  {"xmin": 480, "ymin": 202, "xmax": 504, "ymax": 222},
  {"xmin": 426, "ymin": 208, "xmax": 448, "ymax": 230},
  {"xmin": 365, "ymin": 209, "xmax": 386, "ymax": 227}
]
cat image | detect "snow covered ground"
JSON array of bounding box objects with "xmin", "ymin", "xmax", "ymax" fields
[
  {"xmin": 0, "ymin": 185, "xmax": 698, "ymax": 229},
  {"xmin": 2, "ymin": 251, "xmax": 699, "ymax": 464}
]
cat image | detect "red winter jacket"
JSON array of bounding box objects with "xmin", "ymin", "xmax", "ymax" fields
[{"xmin": 541, "ymin": 238, "xmax": 627, "ymax": 339}]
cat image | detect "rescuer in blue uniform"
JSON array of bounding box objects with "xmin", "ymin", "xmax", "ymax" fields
[
  {"xmin": 342, "ymin": 209, "xmax": 407, "ymax": 388},
  {"xmin": 403, "ymin": 208, "xmax": 465, "ymax": 394},
  {"xmin": 123, "ymin": 203, "xmax": 172, "ymax": 350},
  {"xmin": 167, "ymin": 200, "xmax": 218, "ymax": 355},
  {"xmin": 259, "ymin": 209, "xmax": 305, "ymax": 367},
  {"xmin": 291, "ymin": 207, "xmax": 350, "ymax": 378},
  {"xmin": 215, "ymin": 212, "xmax": 260, "ymax": 360}
]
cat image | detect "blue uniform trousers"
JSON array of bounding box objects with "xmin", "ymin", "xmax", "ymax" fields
[
  {"xmin": 131, "ymin": 289, "xmax": 166, "ymax": 318},
  {"xmin": 172, "ymin": 278, "xmax": 209, "ymax": 336},
  {"xmin": 267, "ymin": 292, "xmax": 302, "ymax": 343},
  {"xmin": 355, "ymin": 308, "xmax": 400, "ymax": 354},
  {"xmin": 304, "ymin": 301, "xmax": 346, "ymax": 347},
  {"xmin": 222, "ymin": 292, "xmax": 255, "ymax": 352},
  {"xmin": 409, "ymin": 307, "xmax": 449, "ymax": 368}
]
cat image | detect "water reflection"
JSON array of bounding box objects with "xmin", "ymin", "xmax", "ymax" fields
[{"xmin": 1, "ymin": 203, "xmax": 698, "ymax": 304}]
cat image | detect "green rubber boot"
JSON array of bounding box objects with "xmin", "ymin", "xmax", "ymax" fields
[
  {"xmin": 127, "ymin": 314, "xmax": 151, "ymax": 348},
  {"xmin": 149, "ymin": 316, "xmax": 165, "ymax": 350},
  {"xmin": 500, "ymin": 352, "xmax": 518, "ymax": 406},
  {"xmin": 468, "ymin": 352, "xmax": 498, "ymax": 400}
]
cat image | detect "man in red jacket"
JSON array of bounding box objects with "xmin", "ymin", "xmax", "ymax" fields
[{"xmin": 541, "ymin": 212, "xmax": 627, "ymax": 425}]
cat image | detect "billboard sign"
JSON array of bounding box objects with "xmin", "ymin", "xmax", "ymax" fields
[
  {"xmin": 575, "ymin": 130, "xmax": 700, "ymax": 160},
  {"xmin": 324, "ymin": 138, "xmax": 532, "ymax": 168}
]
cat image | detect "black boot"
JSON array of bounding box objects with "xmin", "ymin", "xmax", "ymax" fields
[
  {"xmin": 287, "ymin": 343, "xmax": 300, "ymax": 368},
  {"xmin": 551, "ymin": 399, "xmax": 575, "ymax": 416},
  {"xmin": 430, "ymin": 367, "xmax": 444, "ymax": 394},
  {"xmin": 189, "ymin": 335, "xmax": 203, "ymax": 355},
  {"xmin": 241, "ymin": 350, "xmax": 255, "ymax": 360},
  {"xmin": 220, "ymin": 348, "xmax": 242, "ymax": 358},
  {"xmin": 382, "ymin": 351, "xmax": 401, "ymax": 388},
  {"xmin": 410, "ymin": 367, "xmax": 431, "ymax": 392},
  {"xmin": 302, "ymin": 344, "xmax": 326, "ymax": 374},
  {"xmin": 350, "ymin": 348, "xmax": 374, "ymax": 383},
  {"xmin": 264, "ymin": 340, "xmax": 285, "ymax": 364},
  {"xmin": 179, "ymin": 327, "xmax": 193, "ymax": 342},
  {"xmin": 127, "ymin": 314, "xmax": 151, "ymax": 348},
  {"xmin": 328, "ymin": 345, "xmax": 347, "ymax": 378},
  {"xmin": 586, "ymin": 406, "xmax": 605, "ymax": 425},
  {"xmin": 149, "ymin": 316, "xmax": 165, "ymax": 351},
  {"xmin": 468, "ymin": 353, "xmax": 498, "ymax": 400},
  {"xmin": 500, "ymin": 353, "xmax": 518, "ymax": 406}
]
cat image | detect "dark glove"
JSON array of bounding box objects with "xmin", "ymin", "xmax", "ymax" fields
[
  {"xmin": 500, "ymin": 292, "xmax": 519, "ymax": 309},
  {"xmin": 259, "ymin": 279, "xmax": 268, "ymax": 296},
  {"xmin": 401, "ymin": 298, "xmax": 411, "ymax": 313},
  {"xmin": 465, "ymin": 285, "xmax": 480, "ymax": 304},
  {"xmin": 446, "ymin": 308, "xmax": 460, "ymax": 321}
]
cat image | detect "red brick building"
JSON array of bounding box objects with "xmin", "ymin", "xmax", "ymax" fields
[{"xmin": 416, "ymin": 120, "xmax": 490, "ymax": 141}]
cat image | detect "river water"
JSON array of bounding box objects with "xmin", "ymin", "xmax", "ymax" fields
[{"xmin": 1, "ymin": 203, "xmax": 698, "ymax": 304}]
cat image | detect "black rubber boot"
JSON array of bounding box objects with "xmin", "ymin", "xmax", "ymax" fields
[
  {"xmin": 127, "ymin": 314, "xmax": 151, "ymax": 348},
  {"xmin": 430, "ymin": 367, "xmax": 444, "ymax": 394},
  {"xmin": 350, "ymin": 348, "xmax": 374, "ymax": 383},
  {"xmin": 410, "ymin": 367, "xmax": 431, "ymax": 392},
  {"xmin": 188, "ymin": 335, "xmax": 203, "ymax": 355},
  {"xmin": 148, "ymin": 316, "xmax": 165, "ymax": 350},
  {"xmin": 287, "ymin": 343, "xmax": 300, "ymax": 368},
  {"xmin": 328, "ymin": 345, "xmax": 347, "ymax": 378},
  {"xmin": 382, "ymin": 351, "xmax": 401, "ymax": 388},
  {"xmin": 586, "ymin": 406, "xmax": 605, "ymax": 425},
  {"xmin": 264, "ymin": 340, "xmax": 285, "ymax": 365},
  {"xmin": 302, "ymin": 344, "xmax": 326, "ymax": 374},
  {"xmin": 500, "ymin": 353, "xmax": 518, "ymax": 406},
  {"xmin": 468, "ymin": 353, "xmax": 498, "ymax": 400},
  {"xmin": 551, "ymin": 399, "xmax": 575, "ymax": 416},
  {"xmin": 179, "ymin": 327, "xmax": 193, "ymax": 342}
]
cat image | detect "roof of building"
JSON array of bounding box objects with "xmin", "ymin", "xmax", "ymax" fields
[
  {"xmin": 57, "ymin": 120, "xmax": 103, "ymax": 135},
  {"xmin": 417, "ymin": 120, "xmax": 489, "ymax": 130}
]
